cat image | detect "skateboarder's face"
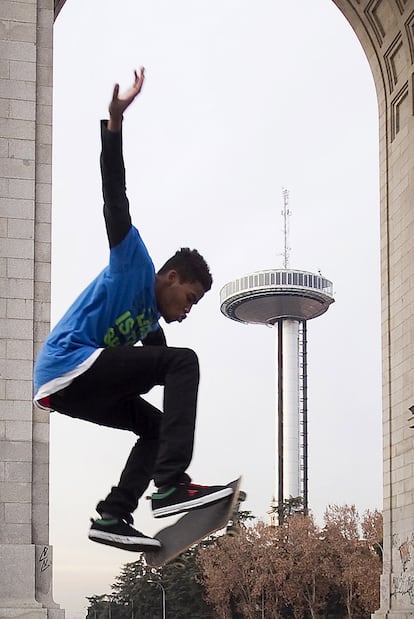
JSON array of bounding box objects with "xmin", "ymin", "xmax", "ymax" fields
[{"xmin": 156, "ymin": 271, "xmax": 205, "ymax": 323}]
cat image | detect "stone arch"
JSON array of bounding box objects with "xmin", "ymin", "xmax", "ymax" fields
[
  {"xmin": 332, "ymin": 3, "xmax": 414, "ymax": 616},
  {"xmin": 0, "ymin": 1, "xmax": 413, "ymax": 616}
]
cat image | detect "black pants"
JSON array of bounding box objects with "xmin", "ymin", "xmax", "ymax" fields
[{"xmin": 49, "ymin": 345, "xmax": 199, "ymax": 520}]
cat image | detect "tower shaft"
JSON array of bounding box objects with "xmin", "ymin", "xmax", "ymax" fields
[{"xmin": 275, "ymin": 319, "xmax": 308, "ymax": 519}]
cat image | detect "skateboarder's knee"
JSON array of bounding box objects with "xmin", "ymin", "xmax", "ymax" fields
[
  {"xmin": 135, "ymin": 407, "xmax": 162, "ymax": 439},
  {"xmin": 173, "ymin": 347, "xmax": 199, "ymax": 372}
]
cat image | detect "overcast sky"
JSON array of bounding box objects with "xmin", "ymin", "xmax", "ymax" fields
[{"xmin": 50, "ymin": 1, "xmax": 381, "ymax": 616}]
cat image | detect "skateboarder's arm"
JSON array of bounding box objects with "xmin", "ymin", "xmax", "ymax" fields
[
  {"xmin": 101, "ymin": 69, "xmax": 145, "ymax": 249},
  {"xmin": 142, "ymin": 326, "xmax": 167, "ymax": 347},
  {"xmin": 100, "ymin": 121, "xmax": 131, "ymax": 248}
]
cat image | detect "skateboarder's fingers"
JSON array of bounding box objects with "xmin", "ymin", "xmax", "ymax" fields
[
  {"xmin": 111, "ymin": 83, "xmax": 120, "ymax": 102},
  {"xmin": 134, "ymin": 67, "xmax": 145, "ymax": 92}
]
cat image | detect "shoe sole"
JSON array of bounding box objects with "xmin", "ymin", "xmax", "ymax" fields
[
  {"xmin": 89, "ymin": 530, "xmax": 161, "ymax": 551},
  {"xmin": 152, "ymin": 486, "xmax": 233, "ymax": 518}
]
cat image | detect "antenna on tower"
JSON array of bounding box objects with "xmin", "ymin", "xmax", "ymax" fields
[{"xmin": 282, "ymin": 188, "xmax": 291, "ymax": 269}]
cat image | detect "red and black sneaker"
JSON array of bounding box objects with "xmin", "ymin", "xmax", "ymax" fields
[{"xmin": 151, "ymin": 480, "xmax": 233, "ymax": 518}]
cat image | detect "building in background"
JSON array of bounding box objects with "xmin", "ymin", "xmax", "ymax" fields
[{"xmin": 220, "ymin": 190, "xmax": 334, "ymax": 523}]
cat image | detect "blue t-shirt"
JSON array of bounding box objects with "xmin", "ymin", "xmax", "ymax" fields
[{"xmin": 33, "ymin": 226, "xmax": 160, "ymax": 394}]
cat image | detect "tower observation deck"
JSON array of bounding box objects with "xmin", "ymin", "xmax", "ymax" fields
[
  {"xmin": 220, "ymin": 189, "xmax": 334, "ymax": 524},
  {"xmin": 220, "ymin": 269, "xmax": 334, "ymax": 325}
]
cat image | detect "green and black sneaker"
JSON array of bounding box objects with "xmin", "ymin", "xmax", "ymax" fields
[{"xmin": 88, "ymin": 517, "xmax": 161, "ymax": 552}]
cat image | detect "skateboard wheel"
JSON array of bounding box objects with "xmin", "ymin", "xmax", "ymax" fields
[
  {"xmin": 226, "ymin": 525, "xmax": 240, "ymax": 537},
  {"xmin": 238, "ymin": 491, "xmax": 247, "ymax": 501}
]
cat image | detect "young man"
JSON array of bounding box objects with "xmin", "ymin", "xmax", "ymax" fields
[{"xmin": 33, "ymin": 68, "xmax": 232, "ymax": 552}]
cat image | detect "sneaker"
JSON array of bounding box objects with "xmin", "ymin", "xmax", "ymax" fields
[
  {"xmin": 152, "ymin": 481, "xmax": 233, "ymax": 518},
  {"xmin": 88, "ymin": 518, "xmax": 161, "ymax": 552}
]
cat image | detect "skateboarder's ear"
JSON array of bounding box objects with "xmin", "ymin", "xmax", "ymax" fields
[
  {"xmin": 155, "ymin": 268, "xmax": 178, "ymax": 286},
  {"xmin": 166, "ymin": 270, "xmax": 179, "ymax": 284},
  {"xmin": 157, "ymin": 269, "xmax": 180, "ymax": 288}
]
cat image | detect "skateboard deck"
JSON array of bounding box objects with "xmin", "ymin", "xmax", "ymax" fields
[{"xmin": 145, "ymin": 478, "xmax": 244, "ymax": 568}]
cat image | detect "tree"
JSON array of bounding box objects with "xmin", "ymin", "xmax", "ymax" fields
[
  {"xmin": 109, "ymin": 558, "xmax": 157, "ymax": 618},
  {"xmin": 252, "ymin": 521, "xmax": 293, "ymax": 618},
  {"xmin": 85, "ymin": 505, "xmax": 382, "ymax": 619},
  {"xmin": 85, "ymin": 551, "xmax": 214, "ymax": 619},
  {"xmin": 269, "ymin": 496, "xmax": 305, "ymax": 525},
  {"xmin": 86, "ymin": 595, "xmax": 111, "ymax": 619},
  {"xmin": 160, "ymin": 547, "xmax": 214, "ymax": 618},
  {"xmin": 283, "ymin": 514, "xmax": 333, "ymax": 619},
  {"xmin": 361, "ymin": 508, "xmax": 383, "ymax": 560},
  {"xmin": 323, "ymin": 504, "xmax": 382, "ymax": 618},
  {"xmin": 198, "ymin": 524, "xmax": 262, "ymax": 618},
  {"xmin": 198, "ymin": 506, "xmax": 382, "ymax": 619}
]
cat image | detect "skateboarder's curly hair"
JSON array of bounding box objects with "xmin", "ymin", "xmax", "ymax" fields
[{"xmin": 158, "ymin": 248, "xmax": 212, "ymax": 292}]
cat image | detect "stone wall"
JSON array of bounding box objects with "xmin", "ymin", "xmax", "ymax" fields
[
  {"xmin": 0, "ymin": 0, "xmax": 63, "ymax": 616},
  {"xmin": 332, "ymin": 1, "xmax": 414, "ymax": 616}
]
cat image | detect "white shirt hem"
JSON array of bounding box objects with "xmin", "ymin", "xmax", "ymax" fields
[{"xmin": 33, "ymin": 348, "xmax": 104, "ymax": 409}]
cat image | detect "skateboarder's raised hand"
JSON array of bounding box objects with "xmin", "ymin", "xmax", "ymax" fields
[{"xmin": 108, "ymin": 67, "xmax": 145, "ymax": 132}]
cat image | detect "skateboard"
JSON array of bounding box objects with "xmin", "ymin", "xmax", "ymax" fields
[{"xmin": 144, "ymin": 478, "xmax": 246, "ymax": 568}]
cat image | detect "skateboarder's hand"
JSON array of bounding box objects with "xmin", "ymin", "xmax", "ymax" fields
[{"xmin": 108, "ymin": 68, "xmax": 145, "ymax": 132}]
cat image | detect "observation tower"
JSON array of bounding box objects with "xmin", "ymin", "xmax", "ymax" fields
[{"xmin": 220, "ymin": 190, "xmax": 334, "ymax": 523}]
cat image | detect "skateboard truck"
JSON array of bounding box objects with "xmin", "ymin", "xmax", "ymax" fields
[{"xmin": 226, "ymin": 490, "xmax": 247, "ymax": 536}]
